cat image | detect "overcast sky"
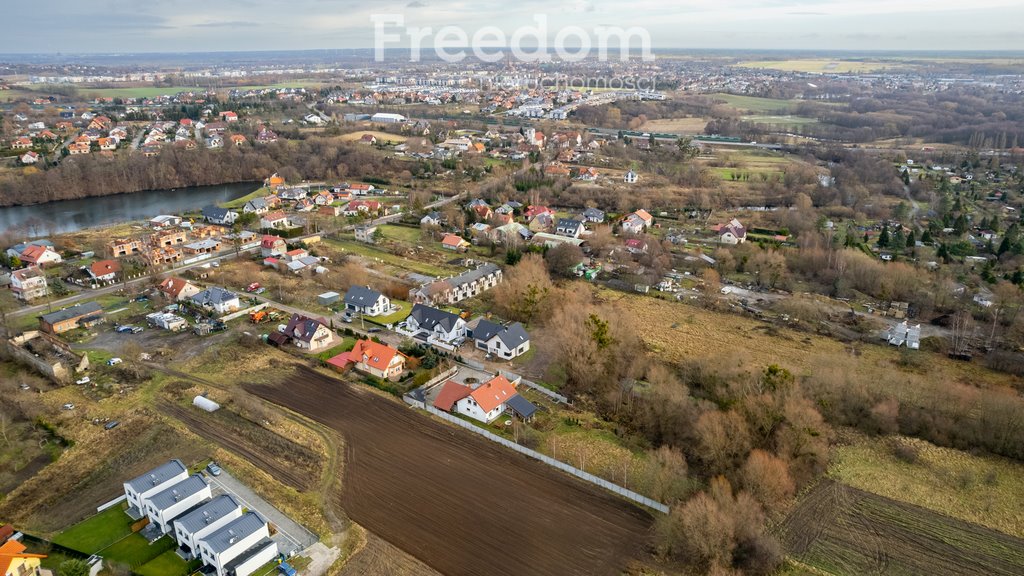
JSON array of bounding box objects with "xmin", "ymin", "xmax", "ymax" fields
[{"xmin": 3, "ymin": 0, "xmax": 1023, "ymax": 54}]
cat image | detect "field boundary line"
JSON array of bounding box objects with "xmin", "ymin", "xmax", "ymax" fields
[{"xmin": 407, "ymin": 397, "xmax": 669, "ymax": 514}]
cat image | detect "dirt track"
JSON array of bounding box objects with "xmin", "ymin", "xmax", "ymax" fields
[
  {"xmin": 247, "ymin": 367, "xmax": 652, "ymax": 576},
  {"xmin": 779, "ymin": 479, "xmax": 1024, "ymax": 575},
  {"xmin": 160, "ymin": 401, "xmax": 314, "ymax": 491}
]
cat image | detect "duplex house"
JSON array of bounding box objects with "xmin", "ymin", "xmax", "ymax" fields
[
  {"xmin": 408, "ymin": 263, "xmax": 503, "ymax": 306},
  {"xmin": 202, "ymin": 206, "xmax": 239, "ymax": 226},
  {"xmin": 343, "ymin": 286, "xmax": 391, "ymax": 316},
  {"xmin": 10, "ymin": 267, "xmax": 47, "ymax": 301},
  {"xmin": 107, "ymin": 238, "xmax": 143, "ymax": 258},
  {"xmin": 190, "ymin": 287, "xmax": 240, "ymax": 315},
  {"xmin": 582, "ymin": 207, "xmax": 605, "ymax": 223},
  {"xmin": 87, "ymin": 259, "xmax": 121, "ymax": 282},
  {"xmin": 403, "ymin": 304, "xmax": 467, "ymax": 345},
  {"xmin": 472, "ymin": 319, "xmax": 530, "ymax": 359},
  {"xmin": 327, "ymin": 339, "xmax": 407, "ymax": 380},
  {"xmin": 143, "ymin": 474, "xmax": 212, "ymax": 535},
  {"xmin": 123, "ymin": 459, "xmax": 189, "ymax": 519},
  {"xmin": 173, "ymin": 495, "xmax": 243, "ymax": 559},
  {"xmin": 284, "ymin": 313, "xmax": 334, "ymax": 352},
  {"xmin": 243, "ymin": 198, "xmax": 269, "ymax": 215},
  {"xmin": 157, "ymin": 277, "xmax": 201, "ymax": 301},
  {"xmin": 39, "ymin": 302, "xmax": 104, "ymax": 334},
  {"xmin": 555, "ymin": 218, "xmax": 584, "ymax": 239},
  {"xmin": 455, "ymin": 374, "xmax": 518, "ymax": 423},
  {"xmin": 196, "ymin": 513, "xmax": 278, "ymax": 576}
]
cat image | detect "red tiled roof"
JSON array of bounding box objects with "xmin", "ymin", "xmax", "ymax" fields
[
  {"xmin": 469, "ymin": 374, "xmax": 517, "ymax": 413},
  {"xmin": 433, "ymin": 380, "xmax": 472, "ymax": 411},
  {"xmin": 89, "ymin": 259, "xmax": 121, "ymax": 277}
]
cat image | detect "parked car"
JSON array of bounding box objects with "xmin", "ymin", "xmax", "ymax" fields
[
  {"xmin": 115, "ymin": 325, "xmax": 133, "ymax": 333},
  {"xmin": 130, "ymin": 326, "xmax": 144, "ymax": 334},
  {"xmin": 62, "ymin": 403, "xmax": 75, "ymax": 410},
  {"xmin": 206, "ymin": 462, "xmax": 222, "ymax": 476},
  {"xmin": 254, "ymin": 287, "xmax": 266, "ymax": 295},
  {"xmin": 107, "ymin": 357, "xmax": 123, "ymax": 366},
  {"xmin": 367, "ymin": 328, "xmax": 382, "ymax": 333},
  {"xmin": 75, "ymin": 376, "xmax": 91, "ymax": 385},
  {"xmin": 104, "ymin": 420, "xmax": 120, "ymax": 430}
]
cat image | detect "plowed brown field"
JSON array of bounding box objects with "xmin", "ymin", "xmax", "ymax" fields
[{"xmin": 247, "ymin": 367, "xmax": 652, "ymax": 576}]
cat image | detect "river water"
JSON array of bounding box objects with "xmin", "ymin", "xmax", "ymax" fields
[{"xmin": 0, "ymin": 182, "xmax": 257, "ymax": 237}]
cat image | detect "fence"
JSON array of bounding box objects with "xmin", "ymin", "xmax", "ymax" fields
[
  {"xmin": 416, "ymin": 402, "xmax": 669, "ymax": 514},
  {"xmin": 501, "ymin": 370, "xmax": 569, "ymax": 404},
  {"xmin": 96, "ymin": 494, "xmax": 126, "ymax": 512}
]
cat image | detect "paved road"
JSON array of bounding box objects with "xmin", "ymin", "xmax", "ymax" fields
[
  {"xmin": 206, "ymin": 469, "xmax": 319, "ymax": 555},
  {"xmin": 8, "ymin": 244, "xmax": 262, "ymax": 319}
]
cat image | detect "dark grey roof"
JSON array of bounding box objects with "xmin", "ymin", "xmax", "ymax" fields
[
  {"xmin": 285, "ymin": 313, "xmax": 327, "ymax": 342},
  {"xmin": 223, "ymin": 539, "xmax": 277, "ymax": 574},
  {"xmin": 245, "ymin": 198, "xmax": 267, "ymax": 210},
  {"xmin": 505, "ymin": 394, "xmax": 537, "ymax": 419},
  {"xmin": 344, "ymin": 285, "xmax": 383, "ymax": 307},
  {"xmin": 202, "ymin": 205, "xmax": 230, "ymax": 220},
  {"xmin": 557, "ymin": 218, "xmax": 583, "ymax": 231},
  {"xmin": 410, "ymin": 304, "xmax": 462, "ymax": 332},
  {"xmin": 41, "ymin": 301, "xmax": 103, "ymax": 325},
  {"xmin": 125, "ymin": 459, "xmax": 187, "ymax": 492},
  {"xmin": 173, "ymin": 494, "xmax": 241, "ymax": 535},
  {"xmin": 447, "ymin": 263, "xmax": 501, "ymax": 289},
  {"xmin": 191, "ymin": 287, "xmax": 238, "ymax": 307},
  {"xmin": 148, "ymin": 474, "xmax": 208, "ymax": 511},
  {"xmin": 202, "ymin": 512, "xmax": 267, "ymax": 554},
  {"xmin": 474, "ymin": 320, "xmax": 529, "ymax": 349},
  {"xmin": 583, "ymin": 207, "xmax": 605, "ymax": 219}
]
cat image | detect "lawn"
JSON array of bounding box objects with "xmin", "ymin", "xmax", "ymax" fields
[
  {"xmin": 221, "ymin": 187, "xmax": 270, "ymax": 209},
  {"xmin": 135, "ymin": 549, "xmax": 191, "ymax": 576},
  {"xmin": 742, "ymin": 115, "xmax": 819, "ymax": 127},
  {"xmin": 52, "ymin": 505, "xmax": 132, "ymax": 553},
  {"xmin": 364, "ymin": 300, "xmax": 413, "ymax": 326},
  {"xmin": 315, "ymin": 337, "xmax": 357, "ymax": 361},
  {"xmin": 379, "ymin": 225, "xmax": 423, "ymax": 244},
  {"xmin": 339, "ymin": 131, "xmax": 408, "ymax": 144},
  {"xmin": 103, "ymin": 533, "xmax": 175, "ymax": 568},
  {"xmin": 829, "ymin": 431, "xmax": 1024, "ymax": 539}
]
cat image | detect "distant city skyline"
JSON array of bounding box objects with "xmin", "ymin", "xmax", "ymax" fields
[{"xmin": 3, "ymin": 0, "xmax": 1024, "ymax": 54}]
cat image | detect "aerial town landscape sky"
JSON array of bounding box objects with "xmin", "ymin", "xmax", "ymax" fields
[{"xmin": 4, "ymin": 0, "xmax": 1024, "ymax": 53}]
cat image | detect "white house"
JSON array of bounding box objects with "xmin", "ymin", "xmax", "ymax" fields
[
  {"xmin": 190, "ymin": 287, "xmax": 241, "ymax": 315},
  {"xmin": 196, "ymin": 512, "xmax": 278, "ymax": 576},
  {"xmin": 143, "ymin": 474, "xmax": 212, "ymax": 535},
  {"xmin": 243, "ymin": 198, "xmax": 269, "ymax": 215},
  {"xmin": 10, "ymin": 267, "xmax": 48, "ymax": 301},
  {"xmin": 408, "ymin": 263, "xmax": 503, "ymax": 306},
  {"xmin": 201, "ymin": 206, "xmax": 239, "ymax": 226},
  {"xmin": 343, "ymin": 286, "xmax": 391, "ymax": 317},
  {"xmin": 718, "ymin": 218, "xmax": 747, "ymax": 244},
  {"xmin": 172, "ymin": 495, "xmax": 243, "ymax": 560},
  {"xmin": 455, "ymin": 374, "xmax": 518, "ymax": 423},
  {"xmin": 123, "ymin": 459, "xmax": 189, "ymax": 519},
  {"xmin": 472, "ymin": 320, "xmax": 530, "ymax": 359},
  {"xmin": 283, "ymin": 313, "xmax": 334, "ymax": 352},
  {"xmin": 623, "ymin": 169, "xmax": 639, "ymax": 184},
  {"xmin": 260, "ymin": 211, "xmax": 291, "ymax": 230},
  {"xmin": 555, "ymin": 218, "xmax": 584, "ymax": 239},
  {"xmin": 402, "ymin": 304, "xmax": 467, "ymax": 346}
]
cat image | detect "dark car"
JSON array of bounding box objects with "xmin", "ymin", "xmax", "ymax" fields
[{"xmin": 104, "ymin": 420, "xmax": 120, "ymax": 430}]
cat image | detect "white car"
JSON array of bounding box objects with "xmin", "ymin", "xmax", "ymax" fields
[
  {"xmin": 107, "ymin": 358, "xmax": 123, "ymax": 366},
  {"xmin": 76, "ymin": 376, "xmax": 91, "ymax": 385},
  {"xmin": 62, "ymin": 403, "xmax": 75, "ymax": 410}
]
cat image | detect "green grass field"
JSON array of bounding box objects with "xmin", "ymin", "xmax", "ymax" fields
[
  {"xmin": 364, "ymin": 300, "xmax": 413, "ymax": 326},
  {"xmin": 221, "ymin": 186, "xmax": 270, "ymax": 209},
  {"xmin": 379, "ymin": 225, "xmax": 423, "ymax": 244},
  {"xmin": 51, "ymin": 505, "xmax": 132, "ymax": 552},
  {"xmin": 134, "ymin": 549, "xmax": 191, "ymax": 576},
  {"xmin": 102, "ymin": 533, "xmax": 175, "ymax": 568},
  {"xmin": 709, "ymin": 93, "xmax": 801, "ymax": 113}
]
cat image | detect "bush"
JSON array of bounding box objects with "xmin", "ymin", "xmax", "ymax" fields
[{"xmin": 892, "ymin": 442, "xmax": 920, "ymax": 464}]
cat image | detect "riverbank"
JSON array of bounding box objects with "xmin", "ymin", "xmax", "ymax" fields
[{"xmin": 0, "ymin": 182, "xmax": 258, "ymax": 237}]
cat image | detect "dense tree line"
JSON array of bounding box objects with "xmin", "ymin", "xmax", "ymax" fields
[{"xmin": 0, "ymin": 137, "xmax": 414, "ymax": 206}]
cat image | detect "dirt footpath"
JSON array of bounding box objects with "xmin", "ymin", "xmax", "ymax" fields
[{"xmin": 247, "ymin": 367, "xmax": 652, "ymax": 576}]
